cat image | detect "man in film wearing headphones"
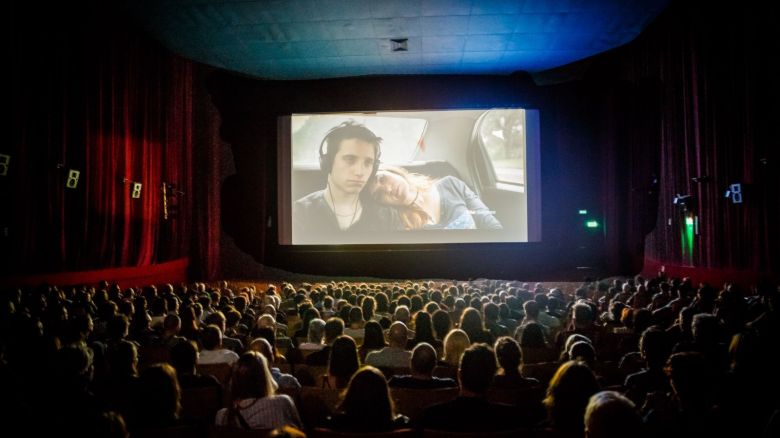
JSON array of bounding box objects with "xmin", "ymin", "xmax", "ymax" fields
[{"xmin": 293, "ymin": 121, "xmax": 401, "ymax": 243}]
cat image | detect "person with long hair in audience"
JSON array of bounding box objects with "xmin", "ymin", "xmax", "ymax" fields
[
  {"xmin": 431, "ymin": 309, "xmax": 452, "ymax": 342},
  {"xmin": 440, "ymin": 329, "xmax": 470, "ymax": 368},
  {"xmin": 133, "ymin": 363, "xmax": 182, "ymax": 431},
  {"xmin": 542, "ymin": 360, "xmax": 600, "ymax": 438},
  {"xmin": 358, "ymin": 320, "xmax": 387, "ymax": 362},
  {"xmin": 407, "ymin": 311, "xmax": 442, "ymax": 351},
  {"xmin": 459, "ymin": 307, "xmax": 493, "ymax": 345},
  {"xmin": 215, "ymin": 351, "xmax": 302, "ymax": 430},
  {"xmin": 492, "ymin": 336, "xmax": 540, "ymax": 390},
  {"xmin": 326, "ymin": 335, "xmax": 360, "ymax": 389},
  {"xmin": 325, "ymin": 366, "xmax": 410, "ymax": 432}
]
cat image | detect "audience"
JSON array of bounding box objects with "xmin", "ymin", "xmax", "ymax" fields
[{"xmin": 2, "ymin": 275, "xmax": 778, "ymax": 437}]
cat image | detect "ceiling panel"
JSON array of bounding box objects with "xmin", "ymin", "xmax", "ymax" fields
[{"xmin": 121, "ymin": 0, "xmax": 670, "ymax": 80}]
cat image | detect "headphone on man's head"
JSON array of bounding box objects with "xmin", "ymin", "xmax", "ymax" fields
[{"xmin": 318, "ymin": 121, "xmax": 382, "ymax": 179}]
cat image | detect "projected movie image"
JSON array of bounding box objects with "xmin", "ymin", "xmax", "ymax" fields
[{"xmin": 288, "ymin": 109, "xmax": 540, "ymax": 245}]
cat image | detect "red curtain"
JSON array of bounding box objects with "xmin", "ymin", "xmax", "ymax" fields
[
  {"xmin": 591, "ymin": 1, "xmax": 779, "ymax": 274},
  {"xmin": 4, "ymin": 2, "xmax": 194, "ymax": 277}
]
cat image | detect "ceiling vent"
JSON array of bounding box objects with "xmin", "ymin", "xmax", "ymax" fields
[{"xmin": 390, "ymin": 38, "xmax": 408, "ymax": 52}]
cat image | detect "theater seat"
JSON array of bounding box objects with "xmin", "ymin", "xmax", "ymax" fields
[
  {"xmin": 197, "ymin": 363, "xmax": 233, "ymax": 388},
  {"xmin": 390, "ymin": 387, "xmax": 459, "ymax": 423},
  {"xmin": 181, "ymin": 386, "xmax": 224, "ymax": 423}
]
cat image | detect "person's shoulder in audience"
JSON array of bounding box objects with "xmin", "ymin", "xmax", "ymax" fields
[{"xmin": 388, "ymin": 375, "xmax": 457, "ymax": 389}]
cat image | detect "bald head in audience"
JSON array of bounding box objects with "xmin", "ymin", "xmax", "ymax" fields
[
  {"xmin": 410, "ymin": 342, "xmax": 437, "ymax": 377},
  {"xmin": 388, "ymin": 321, "xmax": 409, "ymax": 348}
]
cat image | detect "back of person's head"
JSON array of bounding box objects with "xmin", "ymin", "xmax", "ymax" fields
[
  {"xmin": 443, "ymin": 329, "xmax": 470, "ymax": 366},
  {"xmin": 170, "ymin": 340, "xmax": 199, "ymax": 374},
  {"xmin": 569, "ymin": 341, "xmax": 596, "ymax": 367},
  {"xmin": 573, "ymin": 303, "xmax": 594, "ymax": 327},
  {"xmin": 632, "ymin": 308, "xmax": 652, "ymax": 334},
  {"xmin": 544, "ymin": 361, "xmax": 600, "ymax": 432},
  {"xmin": 585, "ymin": 391, "xmax": 641, "ymax": 438},
  {"xmin": 459, "ymin": 308, "xmax": 484, "ymax": 337},
  {"xmin": 393, "ymin": 305, "xmax": 410, "ymax": 323},
  {"xmin": 137, "ymin": 363, "xmax": 181, "ymax": 426},
  {"xmin": 329, "ymin": 335, "xmax": 360, "ymax": 382},
  {"xmin": 248, "ymin": 337, "xmax": 275, "ymax": 365},
  {"xmin": 432, "ymin": 309, "xmax": 451, "ymax": 340},
  {"xmin": 494, "ymin": 336, "xmax": 522, "ymax": 373},
  {"xmin": 640, "ymin": 327, "xmax": 669, "ymax": 368},
  {"xmin": 410, "ymin": 342, "xmax": 437, "ymax": 376},
  {"xmin": 563, "ymin": 334, "xmax": 592, "ymax": 357},
  {"xmin": 230, "ymin": 351, "xmax": 275, "ymax": 403},
  {"xmin": 361, "ymin": 296, "xmax": 376, "ymax": 320},
  {"xmin": 338, "ymin": 366, "xmax": 395, "ymax": 427},
  {"xmin": 361, "ymin": 320, "xmax": 387, "ymax": 350},
  {"xmin": 201, "ymin": 324, "xmax": 223, "ymax": 351},
  {"xmin": 348, "ymin": 306, "xmax": 364, "ymax": 325},
  {"xmin": 107, "ymin": 314, "xmax": 130, "ymax": 341},
  {"xmin": 387, "ymin": 321, "xmax": 408, "ymax": 348},
  {"xmin": 307, "ymin": 318, "xmax": 326, "ymax": 343},
  {"xmin": 57, "ymin": 343, "xmax": 95, "ymax": 390},
  {"xmin": 204, "ymin": 310, "xmax": 227, "ymax": 331},
  {"xmin": 691, "ymin": 313, "xmax": 718, "ymax": 344},
  {"xmin": 665, "ymin": 351, "xmax": 712, "ymax": 405},
  {"xmin": 108, "ymin": 339, "xmax": 138, "ymax": 377},
  {"xmin": 163, "ymin": 313, "xmax": 181, "ymax": 332},
  {"xmin": 324, "ymin": 317, "xmax": 346, "ymax": 344},
  {"xmin": 253, "ymin": 326, "xmax": 278, "ymax": 355},
  {"xmin": 518, "ymin": 322, "xmax": 547, "ymax": 349},
  {"xmin": 302, "ymin": 307, "xmax": 321, "ymax": 329},
  {"xmin": 523, "ymin": 300, "xmax": 541, "ymax": 319},
  {"xmin": 458, "ymin": 343, "xmax": 497, "ymax": 394},
  {"xmin": 413, "ymin": 311, "xmax": 435, "ymax": 341},
  {"xmin": 483, "ymin": 303, "xmax": 500, "ymax": 321}
]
